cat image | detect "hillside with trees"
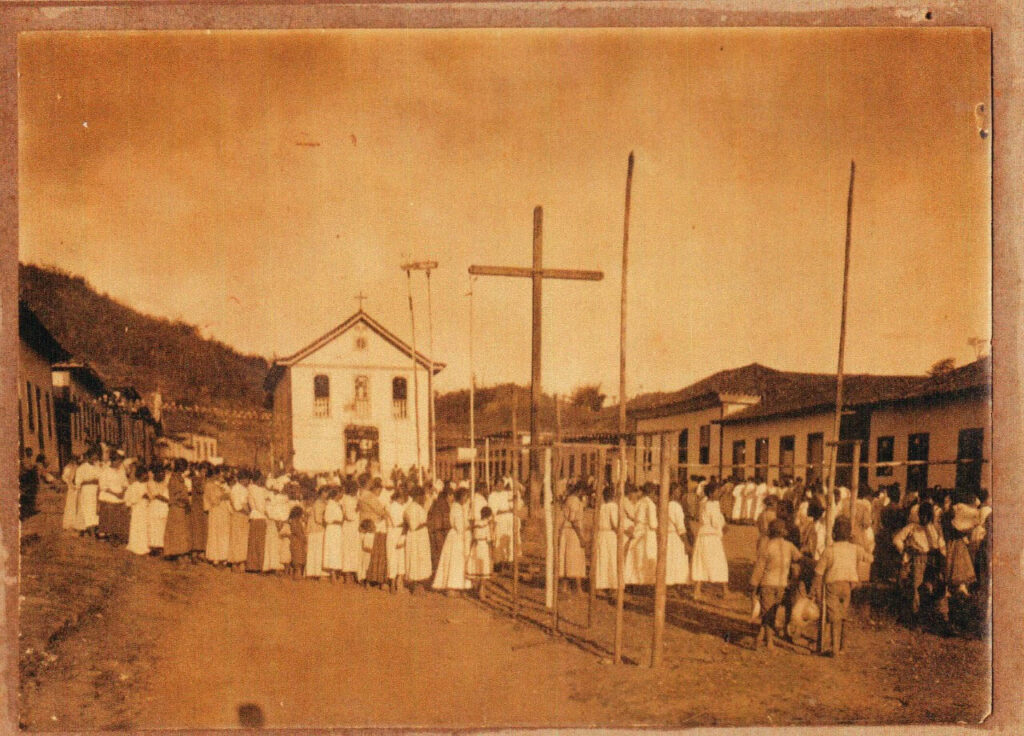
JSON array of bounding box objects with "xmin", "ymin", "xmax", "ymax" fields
[{"xmin": 19, "ymin": 263, "xmax": 268, "ymax": 409}]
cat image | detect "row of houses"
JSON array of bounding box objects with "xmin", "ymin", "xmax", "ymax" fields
[
  {"xmin": 18, "ymin": 301, "xmax": 162, "ymax": 472},
  {"xmin": 437, "ymin": 357, "xmax": 991, "ymax": 498}
]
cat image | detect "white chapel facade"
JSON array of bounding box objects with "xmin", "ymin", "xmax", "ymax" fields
[{"xmin": 265, "ymin": 309, "xmax": 443, "ymax": 475}]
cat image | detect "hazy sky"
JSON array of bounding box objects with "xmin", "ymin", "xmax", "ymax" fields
[{"xmin": 19, "ymin": 28, "xmax": 991, "ymax": 398}]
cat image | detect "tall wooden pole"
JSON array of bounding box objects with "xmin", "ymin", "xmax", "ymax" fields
[
  {"xmin": 849, "ymin": 440, "xmax": 861, "ymax": 523},
  {"xmin": 588, "ymin": 448, "xmax": 602, "ymax": 628},
  {"xmin": 426, "ymin": 268, "xmax": 437, "ymax": 483},
  {"xmin": 405, "ymin": 268, "xmax": 422, "ymax": 477},
  {"xmin": 819, "ymin": 159, "xmax": 856, "ymax": 653},
  {"xmin": 552, "ymin": 396, "xmax": 563, "ymax": 633},
  {"xmin": 511, "ymin": 396, "xmax": 520, "ymax": 620},
  {"xmin": 614, "ymin": 151, "xmax": 634, "ymax": 665},
  {"xmin": 485, "ymin": 436, "xmax": 491, "ymax": 492},
  {"xmin": 652, "ymin": 455, "xmax": 670, "ymax": 667},
  {"xmin": 544, "ymin": 447, "xmax": 555, "ymax": 610},
  {"xmin": 529, "ymin": 206, "xmax": 544, "ymax": 516},
  {"xmin": 468, "ymin": 278, "xmax": 476, "ymax": 498}
]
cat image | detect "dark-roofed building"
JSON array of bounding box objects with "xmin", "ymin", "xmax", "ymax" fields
[
  {"xmin": 716, "ymin": 357, "xmax": 990, "ymax": 494},
  {"xmin": 861, "ymin": 357, "xmax": 991, "ymax": 494},
  {"xmin": 264, "ymin": 309, "xmax": 444, "ymax": 474},
  {"xmin": 629, "ymin": 362, "xmax": 932, "ymax": 488},
  {"xmin": 19, "ymin": 301, "xmax": 70, "ymax": 471}
]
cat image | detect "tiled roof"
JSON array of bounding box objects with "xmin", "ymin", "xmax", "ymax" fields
[
  {"xmin": 718, "ymin": 372, "xmax": 927, "ymax": 423},
  {"xmin": 888, "ymin": 356, "xmax": 991, "ymax": 401},
  {"xmin": 626, "ymin": 363, "xmax": 784, "ymax": 416},
  {"xmin": 19, "ymin": 301, "xmax": 70, "ymax": 363}
]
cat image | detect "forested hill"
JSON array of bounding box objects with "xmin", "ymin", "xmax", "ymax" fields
[{"xmin": 19, "ymin": 263, "xmax": 269, "ymax": 409}]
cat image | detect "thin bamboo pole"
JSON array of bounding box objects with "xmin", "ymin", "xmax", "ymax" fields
[
  {"xmin": 652, "ymin": 456, "xmax": 670, "ymax": 667},
  {"xmin": 544, "ymin": 447, "xmax": 555, "ymax": 610},
  {"xmin": 511, "ymin": 397, "xmax": 520, "ymax": 621},
  {"xmin": 614, "ymin": 151, "xmax": 634, "ymax": 665},
  {"xmin": 819, "ymin": 159, "xmax": 856, "ymax": 654}
]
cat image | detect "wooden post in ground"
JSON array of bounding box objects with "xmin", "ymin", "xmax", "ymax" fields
[
  {"xmin": 614, "ymin": 151, "xmax": 635, "ymax": 665},
  {"xmin": 651, "ymin": 456, "xmax": 670, "ymax": 667},
  {"xmin": 544, "ymin": 447, "xmax": 555, "ymax": 610},
  {"xmin": 818, "ymin": 159, "xmax": 856, "ymax": 654},
  {"xmin": 587, "ymin": 447, "xmax": 603, "ymax": 628},
  {"xmin": 552, "ymin": 397, "xmax": 563, "ymax": 634},
  {"xmin": 849, "ymin": 440, "xmax": 861, "ymax": 522},
  {"xmin": 511, "ymin": 399, "xmax": 520, "ymax": 621}
]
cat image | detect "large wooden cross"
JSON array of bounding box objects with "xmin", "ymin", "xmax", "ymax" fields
[{"xmin": 469, "ymin": 206, "xmax": 603, "ymax": 511}]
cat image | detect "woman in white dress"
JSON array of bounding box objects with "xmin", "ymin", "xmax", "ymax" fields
[
  {"xmin": 339, "ymin": 483, "xmax": 361, "ymax": 582},
  {"xmin": 433, "ymin": 488, "xmax": 472, "ymax": 595},
  {"xmin": 487, "ymin": 484, "xmax": 514, "ymax": 567},
  {"xmin": 74, "ymin": 451, "xmax": 101, "ymax": 535},
  {"xmin": 624, "ymin": 484, "xmax": 657, "ymax": 587},
  {"xmin": 692, "ymin": 485, "xmax": 729, "ymax": 598},
  {"xmin": 61, "ymin": 457, "xmax": 79, "ymax": 531},
  {"xmin": 593, "ymin": 485, "xmax": 619, "ymax": 594},
  {"xmin": 558, "ymin": 483, "xmax": 587, "ymax": 594},
  {"xmin": 147, "ymin": 465, "xmax": 170, "ymax": 552},
  {"xmin": 403, "ymin": 487, "xmax": 433, "ymax": 591},
  {"xmin": 322, "ymin": 488, "xmax": 344, "ymax": 580},
  {"xmin": 467, "ymin": 506, "xmax": 493, "ymax": 594},
  {"xmin": 125, "ymin": 466, "xmax": 151, "ymax": 556},
  {"xmin": 666, "ymin": 483, "xmax": 691, "ymax": 591},
  {"xmin": 305, "ymin": 488, "xmax": 328, "ymax": 579},
  {"xmin": 386, "ymin": 488, "xmax": 408, "ymax": 593}
]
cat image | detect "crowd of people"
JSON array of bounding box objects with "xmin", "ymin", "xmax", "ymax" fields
[
  {"xmin": 51, "ymin": 447, "xmax": 990, "ymax": 654},
  {"xmin": 57, "ymin": 448, "xmax": 522, "ymax": 596}
]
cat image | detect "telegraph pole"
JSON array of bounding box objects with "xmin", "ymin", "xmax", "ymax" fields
[{"xmin": 401, "ymin": 260, "xmax": 438, "ymax": 484}]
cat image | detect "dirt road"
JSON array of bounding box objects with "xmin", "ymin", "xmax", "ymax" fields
[{"xmin": 19, "ymin": 489, "xmax": 990, "ymax": 730}]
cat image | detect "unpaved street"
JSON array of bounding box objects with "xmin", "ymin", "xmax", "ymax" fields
[{"xmin": 19, "ymin": 488, "xmax": 989, "ymax": 730}]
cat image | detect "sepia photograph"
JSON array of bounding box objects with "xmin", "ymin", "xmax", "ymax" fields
[{"xmin": 12, "ymin": 22, "xmax": 995, "ymax": 731}]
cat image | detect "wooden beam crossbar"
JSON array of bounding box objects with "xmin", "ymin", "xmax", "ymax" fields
[{"xmin": 468, "ymin": 265, "xmax": 604, "ymax": 281}]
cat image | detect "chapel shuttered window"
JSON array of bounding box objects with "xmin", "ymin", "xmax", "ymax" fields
[
  {"xmin": 313, "ymin": 374, "xmax": 330, "ymax": 418},
  {"xmin": 392, "ymin": 377, "xmax": 408, "ymax": 419},
  {"xmin": 354, "ymin": 376, "xmax": 370, "ymax": 417}
]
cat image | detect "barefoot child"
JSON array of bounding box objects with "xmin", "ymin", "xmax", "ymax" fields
[
  {"xmin": 750, "ymin": 519, "xmax": 801, "ymax": 651},
  {"xmin": 813, "ymin": 517, "xmax": 873, "ymax": 656}
]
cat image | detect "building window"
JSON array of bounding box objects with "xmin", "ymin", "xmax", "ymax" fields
[
  {"xmin": 313, "ymin": 374, "xmax": 330, "ymax": 418},
  {"xmin": 354, "ymin": 375, "xmax": 370, "ymax": 417},
  {"xmin": 807, "ymin": 432, "xmax": 824, "ymax": 484},
  {"xmin": 779, "ymin": 435, "xmax": 795, "ymax": 479},
  {"xmin": 956, "ymin": 428, "xmax": 984, "ymax": 494},
  {"xmin": 698, "ymin": 424, "xmax": 711, "ymax": 466},
  {"xmin": 907, "ymin": 432, "xmax": 930, "ymax": 492},
  {"xmin": 754, "ymin": 437, "xmax": 769, "ymax": 482},
  {"xmin": 732, "ymin": 440, "xmax": 747, "ymax": 481},
  {"xmin": 876, "ymin": 436, "xmax": 895, "ymax": 477},
  {"xmin": 26, "ymin": 381, "xmax": 34, "ymax": 432},
  {"xmin": 677, "ymin": 429, "xmax": 689, "ymax": 465},
  {"xmin": 392, "ymin": 377, "xmax": 408, "ymax": 419},
  {"xmin": 641, "ymin": 434, "xmax": 653, "ymax": 473}
]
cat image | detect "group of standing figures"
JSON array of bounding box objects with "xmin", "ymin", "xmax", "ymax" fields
[{"xmin": 58, "ymin": 448, "xmax": 524, "ymax": 595}]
